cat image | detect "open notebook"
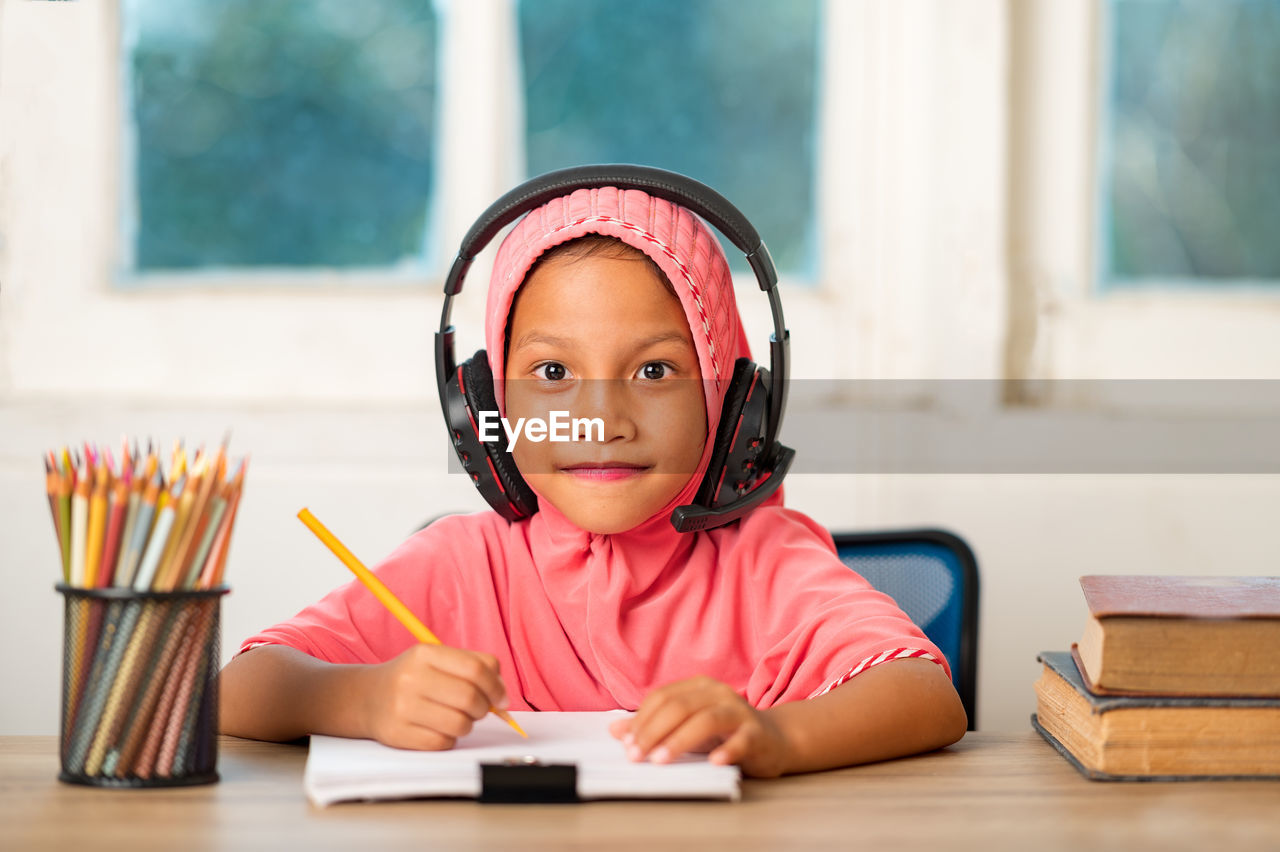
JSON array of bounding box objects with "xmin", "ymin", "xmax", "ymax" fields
[{"xmin": 304, "ymin": 710, "xmax": 741, "ymax": 805}]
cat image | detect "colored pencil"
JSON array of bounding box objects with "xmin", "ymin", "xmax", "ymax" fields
[
  {"xmin": 170, "ymin": 619, "xmax": 217, "ymax": 775},
  {"xmin": 203, "ymin": 459, "xmax": 246, "ymax": 588},
  {"xmin": 164, "ymin": 443, "xmax": 222, "ymax": 590},
  {"xmin": 60, "ymin": 595, "xmax": 89, "ymax": 750},
  {"xmin": 169, "ymin": 441, "xmax": 186, "ymax": 484},
  {"xmin": 86, "ymin": 603, "xmax": 185, "ymax": 776},
  {"xmin": 44, "ymin": 455, "xmax": 62, "ymax": 565},
  {"xmin": 63, "ymin": 458, "xmax": 93, "ymax": 732},
  {"xmin": 134, "ymin": 611, "xmax": 201, "ymax": 779},
  {"xmin": 85, "ymin": 599, "xmax": 147, "ymax": 776},
  {"xmin": 182, "ymin": 495, "xmax": 227, "ymax": 591},
  {"xmin": 153, "ymin": 605, "xmax": 217, "ymax": 777},
  {"xmin": 296, "ymin": 507, "xmax": 526, "ymax": 738},
  {"xmin": 58, "ymin": 449, "xmax": 73, "ymax": 582},
  {"xmin": 83, "ymin": 460, "xmax": 110, "ymax": 588},
  {"xmin": 69, "ymin": 460, "xmax": 89, "ymax": 587},
  {"xmin": 133, "ymin": 477, "xmax": 183, "ymax": 591},
  {"xmin": 63, "ymin": 598, "xmax": 130, "ymax": 774},
  {"xmin": 118, "ymin": 470, "xmax": 161, "ymax": 589},
  {"xmin": 97, "ymin": 471, "xmax": 130, "ymax": 588},
  {"xmin": 113, "ymin": 454, "xmax": 148, "ymax": 588},
  {"xmin": 154, "ymin": 463, "xmax": 200, "ymax": 591}
]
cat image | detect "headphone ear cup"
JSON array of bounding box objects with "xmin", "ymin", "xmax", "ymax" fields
[
  {"xmin": 461, "ymin": 354, "xmax": 539, "ymax": 518},
  {"xmin": 695, "ymin": 358, "xmax": 771, "ymax": 509},
  {"xmin": 447, "ymin": 350, "xmax": 539, "ymax": 521}
]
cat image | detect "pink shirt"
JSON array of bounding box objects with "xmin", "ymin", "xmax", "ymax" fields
[{"xmin": 239, "ymin": 502, "xmax": 946, "ymax": 711}]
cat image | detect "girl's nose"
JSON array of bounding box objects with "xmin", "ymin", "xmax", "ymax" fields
[{"xmin": 575, "ymin": 380, "xmax": 637, "ymax": 443}]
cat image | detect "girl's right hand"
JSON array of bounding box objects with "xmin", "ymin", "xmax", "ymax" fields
[{"xmin": 361, "ymin": 644, "xmax": 509, "ymax": 750}]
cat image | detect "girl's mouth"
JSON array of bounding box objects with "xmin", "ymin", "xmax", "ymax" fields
[{"xmin": 561, "ymin": 463, "xmax": 650, "ymax": 481}]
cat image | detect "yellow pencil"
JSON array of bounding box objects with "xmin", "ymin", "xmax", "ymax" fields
[
  {"xmin": 155, "ymin": 482, "xmax": 195, "ymax": 591},
  {"xmin": 296, "ymin": 508, "xmax": 526, "ymax": 739},
  {"xmin": 83, "ymin": 460, "xmax": 110, "ymax": 588}
]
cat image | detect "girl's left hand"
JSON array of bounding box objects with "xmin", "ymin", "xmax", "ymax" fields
[{"xmin": 607, "ymin": 676, "xmax": 791, "ymax": 778}]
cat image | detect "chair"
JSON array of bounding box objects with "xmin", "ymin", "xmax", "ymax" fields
[{"xmin": 831, "ymin": 528, "xmax": 979, "ymax": 730}]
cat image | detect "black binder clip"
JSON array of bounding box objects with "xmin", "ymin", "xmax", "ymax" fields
[{"xmin": 479, "ymin": 756, "xmax": 579, "ymax": 803}]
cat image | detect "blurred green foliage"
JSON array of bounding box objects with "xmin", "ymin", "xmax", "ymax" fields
[
  {"xmin": 518, "ymin": 0, "xmax": 820, "ymax": 277},
  {"xmin": 129, "ymin": 0, "xmax": 437, "ymax": 271},
  {"xmin": 127, "ymin": 1, "xmax": 818, "ymax": 277},
  {"xmin": 1106, "ymin": 0, "xmax": 1280, "ymax": 284}
]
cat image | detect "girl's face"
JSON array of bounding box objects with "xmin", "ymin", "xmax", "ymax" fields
[{"xmin": 504, "ymin": 249, "xmax": 708, "ymax": 534}]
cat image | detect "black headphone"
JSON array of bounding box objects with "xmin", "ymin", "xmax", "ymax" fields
[{"xmin": 435, "ymin": 164, "xmax": 795, "ymax": 533}]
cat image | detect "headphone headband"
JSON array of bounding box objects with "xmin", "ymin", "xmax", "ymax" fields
[{"xmin": 444, "ymin": 164, "xmax": 776, "ymax": 297}]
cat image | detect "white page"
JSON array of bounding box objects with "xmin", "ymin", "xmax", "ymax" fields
[{"xmin": 304, "ymin": 710, "xmax": 741, "ymax": 806}]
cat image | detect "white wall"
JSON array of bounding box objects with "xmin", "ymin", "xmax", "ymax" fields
[{"xmin": 2, "ymin": 0, "xmax": 1279, "ymax": 736}]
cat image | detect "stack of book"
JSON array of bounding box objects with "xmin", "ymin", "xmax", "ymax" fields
[{"xmin": 1034, "ymin": 575, "xmax": 1280, "ymax": 780}]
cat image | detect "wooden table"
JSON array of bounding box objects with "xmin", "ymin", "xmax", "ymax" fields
[{"xmin": 3, "ymin": 733, "xmax": 1278, "ymax": 851}]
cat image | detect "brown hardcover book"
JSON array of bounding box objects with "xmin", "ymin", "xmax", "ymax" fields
[
  {"xmin": 1033, "ymin": 651, "xmax": 1280, "ymax": 780},
  {"xmin": 1076, "ymin": 575, "xmax": 1280, "ymax": 696}
]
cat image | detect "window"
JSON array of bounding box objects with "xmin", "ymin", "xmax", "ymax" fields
[
  {"xmin": 124, "ymin": 0, "xmax": 819, "ymax": 279},
  {"xmin": 1008, "ymin": 1, "xmax": 1280, "ymax": 384},
  {"xmin": 517, "ymin": 0, "xmax": 821, "ymax": 277},
  {"xmin": 7, "ymin": 1, "xmax": 971, "ymax": 403},
  {"xmin": 125, "ymin": 0, "xmax": 439, "ymax": 273},
  {"xmin": 1101, "ymin": 0, "xmax": 1280, "ymax": 287}
]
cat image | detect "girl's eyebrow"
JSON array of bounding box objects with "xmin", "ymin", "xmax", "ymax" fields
[
  {"xmin": 634, "ymin": 331, "xmax": 692, "ymax": 348},
  {"xmin": 512, "ymin": 332, "xmax": 576, "ymax": 351}
]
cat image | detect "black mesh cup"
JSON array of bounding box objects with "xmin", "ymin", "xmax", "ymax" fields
[{"xmin": 56, "ymin": 583, "xmax": 230, "ymax": 787}]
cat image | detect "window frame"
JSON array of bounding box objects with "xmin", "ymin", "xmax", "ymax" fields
[
  {"xmin": 1006, "ymin": 0, "xmax": 1280, "ymax": 394},
  {"xmin": 1, "ymin": 0, "xmax": 1009, "ymax": 405}
]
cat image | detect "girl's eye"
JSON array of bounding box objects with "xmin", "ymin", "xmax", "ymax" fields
[
  {"xmin": 536, "ymin": 362, "xmax": 568, "ymax": 381},
  {"xmin": 639, "ymin": 362, "xmax": 668, "ymax": 381}
]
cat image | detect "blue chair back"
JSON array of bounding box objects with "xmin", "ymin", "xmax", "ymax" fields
[{"xmin": 832, "ymin": 529, "xmax": 979, "ymax": 730}]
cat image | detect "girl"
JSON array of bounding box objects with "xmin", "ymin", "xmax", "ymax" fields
[{"xmin": 220, "ymin": 184, "xmax": 967, "ymax": 778}]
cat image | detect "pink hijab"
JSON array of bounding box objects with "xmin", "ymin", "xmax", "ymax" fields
[{"xmin": 240, "ymin": 188, "xmax": 946, "ymax": 710}]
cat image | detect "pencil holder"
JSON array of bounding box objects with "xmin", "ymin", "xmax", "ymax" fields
[{"xmin": 56, "ymin": 584, "xmax": 229, "ymax": 787}]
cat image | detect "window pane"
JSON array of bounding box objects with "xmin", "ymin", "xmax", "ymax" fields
[
  {"xmin": 1103, "ymin": 0, "xmax": 1280, "ymax": 286},
  {"xmin": 126, "ymin": 0, "xmax": 438, "ymax": 272},
  {"xmin": 517, "ymin": 0, "xmax": 820, "ymax": 278}
]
